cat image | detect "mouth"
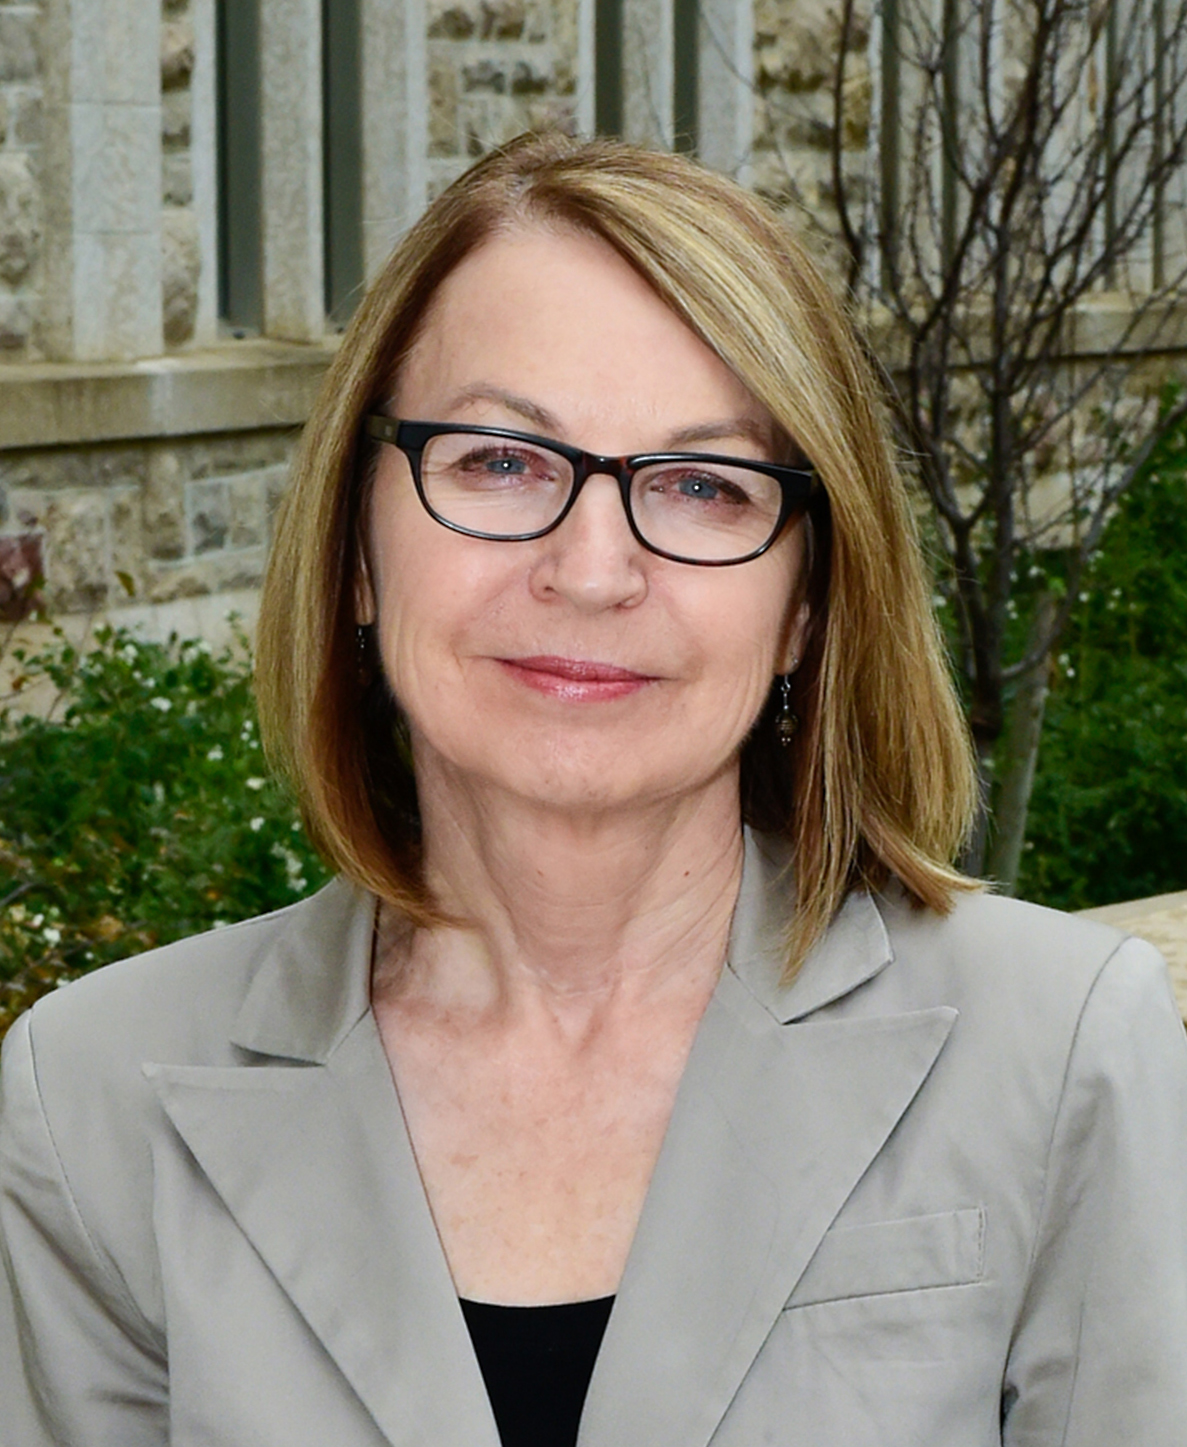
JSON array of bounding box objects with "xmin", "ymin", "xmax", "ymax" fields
[{"xmin": 496, "ymin": 655, "xmax": 658, "ymax": 701}]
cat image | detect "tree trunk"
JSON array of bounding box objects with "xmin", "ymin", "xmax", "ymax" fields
[{"xmin": 985, "ymin": 593, "xmax": 1058, "ymax": 894}]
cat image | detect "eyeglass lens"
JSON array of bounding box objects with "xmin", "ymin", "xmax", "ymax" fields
[{"xmin": 418, "ymin": 431, "xmax": 786, "ymax": 563}]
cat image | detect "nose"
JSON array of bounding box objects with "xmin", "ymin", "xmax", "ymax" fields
[{"xmin": 528, "ymin": 471, "xmax": 648, "ymax": 611}]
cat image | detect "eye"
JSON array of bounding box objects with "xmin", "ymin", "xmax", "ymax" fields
[
  {"xmin": 460, "ymin": 447, "xmax": 529, "ymax": 475},
  {"xmin": 656, "ymin": 468, "xmax": 754, "ymax": 506},
  {"xmin": 453, "ymin": 445, "xmax": 564, "ymax": 484},
  {"xmin": 676, "ymin": 474, "xmax": 720, "ymax": 500}
]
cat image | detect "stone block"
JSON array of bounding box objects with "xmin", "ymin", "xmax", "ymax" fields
[
  {"xmin": 162, "ymin": 206, "xmax": 199, "ymax": 345},
  {"xmin": 509, "ymin": 59, "xmax": 551, "ymax": 96},
  {"xmin": 74, "ymin": 101, "xmax": 160, "ymax": 234},
  {"xmin": 463, "ymin": 59, "xmax": 507, "ymax": 94},
  {"xmin": 143, "ymin": 448, "xmax": 186, "ymax": 561},
  {"xmin": 0, "ymin": 10, "xmax": 37, "ymax": 84},
  {"xmin": 754, "ymin": 0, "xmax": 849, "ymax": 96},
  {"xmin": 182, "ymin": 433, "xmax": 293, "ymax": 482},
  {"xmin": 161, "ymin": 18, "xmax": 195, "ymax": 88},
  {"xmin": 228, "ymin": 472, "xmax": 266, "ymax": 550},
  {"xmin": 109, "ymin": 484, "xmax": 144, "ymax": 595},
  {"xmin": 428, "ymin": 0, "xmax": 477, "ymax": 38},
  {"xmin": 523, "ymin": 0, "xmax": 550, "ymax": 43},
  {"xmin": 145, "ymin": 547, "xmax": 267, "ymax": 604},
  {"xmin": 11, "ymin": 89, "xmax": 42, "ymax": 146},
  {"xmin": 526, "ymin": 96, "xmax": 576, "ymax": 133},
  {"xmin": 428, "ymin": 52, "xmax": 459, "ymax": 155},
  {"xmin": 162, "ymin": 151, "xmax": 193, "ymax": 206},
  {"xmin": 459, "ymin": 94, "xmax": 528, "ymax": 156},
  {"xmin": 0, "ymin": 151, "xmax": 40, "ymax": 285},
  {"xmin": 73, "ymin": 228, "xmax": 163, "ymax": 361},
  {"xmin": 162, "ymin": 86, "xmax": 191, "ymax": 147},
  {"xmin": 71, "ymin": 0, "xmax": 160, "ymax": 103},
  {"xmin": 0, "ymin": 292, "xmax": 34, "ymax": 351},
  {"xmin": 479, "ymin": 0, "xmax": 525, "ymax": 39},
  {"xmin": 188, "ymin": 476, "xmax": 229, "ymax": 554},
  {"xmin": 11, "ymin": 488, "xmax": 110, "ymax": 612}
]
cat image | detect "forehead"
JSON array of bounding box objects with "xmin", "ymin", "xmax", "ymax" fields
[{"xmin": 393, "ymin": 225, "xmax": 772, "ymax": 446}]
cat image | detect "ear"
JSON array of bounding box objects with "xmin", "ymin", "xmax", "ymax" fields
[
  {"xmin": 779, "ymin": 600, "xmax": 810, "ymax": 674},
  {"xmin": 354, "ymin": 554, "xmax": 377, "ymax": 626}
]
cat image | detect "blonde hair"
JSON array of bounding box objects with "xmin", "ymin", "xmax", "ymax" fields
[{"xmin": 256, "ymin": 132, "xmax": 978, "ymax": 975}]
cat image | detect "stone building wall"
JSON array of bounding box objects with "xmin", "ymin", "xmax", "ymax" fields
[
  {"xmin": 426, "ymin": 0, "xmax": 583, "ymax": 195},
  {"xmin": 0, "ymin": 428, "xmax": 293, "ymax": 616},
  {"xmin": 752, "ymin": 0, "xmax": 871, "ymax": 270},
  {"xmin": 0, "ymin": 0, "xmax": 44, "ymax": 357}
]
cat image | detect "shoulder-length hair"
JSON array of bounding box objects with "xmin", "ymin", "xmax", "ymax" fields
[{"xmin": 256, "ymin": 132, "xmax": 978, "ymax": 976}]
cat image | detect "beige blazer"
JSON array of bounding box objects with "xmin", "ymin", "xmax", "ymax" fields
[{"xmin": 3, "ymin": 831, "xmax": 1187, "ymax": 1446}]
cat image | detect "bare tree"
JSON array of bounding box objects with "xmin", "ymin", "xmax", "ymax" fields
[{"xmin": 824, "ymin": 0, "xmax": 1187, "ymax": 883}]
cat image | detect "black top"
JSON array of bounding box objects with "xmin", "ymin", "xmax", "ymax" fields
[{"xmin": 459, "ymin": 1295, "xmax": 615, "ymax": 1447}]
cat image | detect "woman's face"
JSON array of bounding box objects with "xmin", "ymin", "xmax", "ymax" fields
[{"xmin": 363, "ymin": 225, "xmax": 808, "ymax": 816}]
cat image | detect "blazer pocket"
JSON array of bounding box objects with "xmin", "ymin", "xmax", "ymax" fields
[{"xmin": 784, "ymin": 1207, "xmax": 985, "ymax": 1310}]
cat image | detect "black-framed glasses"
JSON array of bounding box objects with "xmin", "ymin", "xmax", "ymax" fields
[{"xmin": 363, "ymin": 417, "xmax": 821, "ymax": 567}]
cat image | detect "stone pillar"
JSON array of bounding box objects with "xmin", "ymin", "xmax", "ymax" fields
[
  {"xmin": 698, "ymin": 0, "xmax": 753, "ymax": 176},
  {"xmin": 189, "ymin": 0, "xmax": 218, "ymax": 345},
  {"xmin": 40, "ymin": 0, "xmax": 163, "ymax": 361},
  {"xmin": 360, "ymin": 0, "xmax": 428, "ymax": 280},
  {"xmin": 259, "ymin": 0, "xmax": 324, "ymax": 342},
  {"xmin": 622, "ymin": 0, "xmax": 674, "ymax": 147}
]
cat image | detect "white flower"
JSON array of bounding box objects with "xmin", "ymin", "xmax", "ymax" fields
[
  {"xmin": 31, "ymin": 913, "xmax": 44, "ymax": 928},
  {"xmin": 206, "ymin": 746, "xmax": 224, "ymax": 762},
  {"xmin": 250, "ymin": 816, "xmax": 265, "ymax": 832},
  {"xmin": 149, "ymin": 697, "xmax": 172, "ymax": 712},
  {"xmin": 245, "ymin": 776, "xmax": 266, "ymax": 791},
  {"xmin": 43, "ymin": 926, "xmax": 61, "ymax": 946}
]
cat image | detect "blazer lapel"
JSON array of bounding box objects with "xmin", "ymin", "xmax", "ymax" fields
[
  {"xmin": 146, "ymin": 884, "xmax": 499, "ymax": 1447},
  {"xmin": 579, "ymin": 836, "xmax": 957, "ymax": 1447}
]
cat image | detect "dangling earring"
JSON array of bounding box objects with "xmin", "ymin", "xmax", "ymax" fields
[
  {"xmin": 775, "ymin": 665, "xmax": 800, "ymax": 746},
  {"xmin": 356, "ymin": 623, "xmax": 375, "ymax": 688}
]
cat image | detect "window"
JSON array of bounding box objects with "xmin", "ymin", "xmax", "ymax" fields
[{"xmin": 215, "ymin": 0, "xmax": 262, "ymax": 333}]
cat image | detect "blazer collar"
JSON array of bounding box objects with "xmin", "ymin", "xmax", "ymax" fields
[
  {"xmin": 229, "ymin": 876, "xmax": 377, "ymax": 1063},
  {"xmin": 726, "ymin": 828, "xmax": 895, "ymax": 1022},
  {"xmin": 228, "ymin": 826, "xmax": 898, "ymax": 1065}
]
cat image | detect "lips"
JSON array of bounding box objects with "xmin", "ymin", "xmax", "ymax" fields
[
  {"xmin": 509, "ymin": 656, "xmax": 652, "ymax": 682},
  {"xmin": 497, "ymin": 655, "xmax": 656, "ymax": 699}
]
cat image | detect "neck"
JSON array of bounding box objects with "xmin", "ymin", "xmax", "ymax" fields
[{"xmin": 379, "ymin": 763, "xmax": 746, "ymax": 1017}]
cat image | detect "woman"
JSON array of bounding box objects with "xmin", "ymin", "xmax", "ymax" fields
[{"xmin": 2, "ymin": 134, "xmax": 1185, "ymax": 1447}]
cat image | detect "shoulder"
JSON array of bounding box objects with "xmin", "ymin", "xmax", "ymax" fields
[
  {"xmin": 0, "ymin": 877, "xmax": 367, "ymax": 1177},
  {"xmin": 6, "ymin": 883, "xmax": 341, "ymax": 1074},
  {"xmin": 0, "ymin": 881, "xmax": 365, "ymax": 1325},
  {"xmin": 879, "ymin": 884, "xmax": 1163, "ymax": 1007},
  {"xmin": 870, "ymin": 885, "xmax": 1183, "ymax": 1092}
]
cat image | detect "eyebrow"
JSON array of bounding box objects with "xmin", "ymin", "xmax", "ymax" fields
[
  {"xmin": 446, "ymin": 385, "xmax": 561, "ymax": 434},
  {"xmin": 444, "ymin": 385, "xmax": 775, "ymax": 455}
]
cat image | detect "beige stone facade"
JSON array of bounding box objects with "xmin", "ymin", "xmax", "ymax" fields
[{"xmin": 0, "ymin": 0, "xmax": 1174, "ymax": 640}]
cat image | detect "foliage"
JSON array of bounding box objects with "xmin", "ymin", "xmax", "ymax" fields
[
  {"xmin": 1017, "ymin": 421, "xmax": 1187, "ymax": 909},
  {"xmin": 0, "ymin": 627, "xmax": 330, "ymax": 1035}
]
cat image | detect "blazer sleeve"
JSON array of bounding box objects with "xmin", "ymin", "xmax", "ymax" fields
[
  {"xmin": 1003, "ymin": 934, "xmax": 1187, "ymax": 1445},
  {"xmin": 0, "ymin": 1010, "xmax": 169, "ymax": 1447}
]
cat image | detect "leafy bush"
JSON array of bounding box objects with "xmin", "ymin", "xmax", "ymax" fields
[
  {"xmin": 1018, "ymin": 416, "xmax": 1187, "ymax": 909},
  {"xmin": 0, "ymin": 626, "xmax": 329, "ymax": 1035}
]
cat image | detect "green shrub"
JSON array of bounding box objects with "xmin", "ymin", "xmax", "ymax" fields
[
  {"xmin": 0, "ymin": 626, "xmax": 329, "ymax": 1034},
  {"xmin": 1018, "ymin": 418, "xmax": 1187, "ymax": 909}
]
